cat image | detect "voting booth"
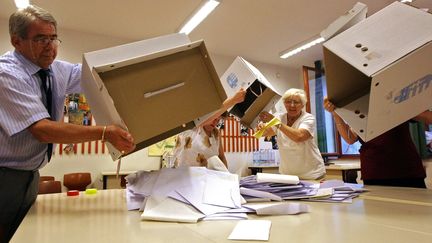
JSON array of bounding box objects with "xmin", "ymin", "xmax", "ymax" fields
[
  {"xmin": 81, "ymin": 33, "xmax": 226, "ymax": 160},
  {"xmin": 220, "ymin": 56, "xmax": 281, "ymax": 128},
  {"xmin": 323, "ymin": 2, "xmax": 432, "ymax": 142}
]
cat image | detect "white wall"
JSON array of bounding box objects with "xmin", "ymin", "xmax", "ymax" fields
[
  {"xmin": 0, "ymin": 19, "xmax": 11, "ymax": 52},
  {"xmin": 0, "ymin": 18, "xmax": 302, "ymax": 189}
]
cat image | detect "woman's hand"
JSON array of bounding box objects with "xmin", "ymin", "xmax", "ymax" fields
[
  {"xmin": 323, "ymin": 97, "xmax": 336, "ymax": 113},
  {"xmin": 256, "ymin": 122, "xmax": 266, "ymax": 131},
  {"xmin": 224, "ymin": 88, "xmax": 246, "ymax": 108},
  {"xmin": 232, "ymin": 88, "xmax": 246, "ymax": 104},
  {"xmin": 255, "ymin": 121, "xmax": 275, "ymax": 138}
]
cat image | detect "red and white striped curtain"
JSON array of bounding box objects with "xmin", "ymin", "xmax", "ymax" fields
[
  {"xmin": 54, "ymin": 116, "xmax": 259, "ymax": 157},
  {"xmin": 53, "ymin": 116, "xmax": 107, "ymax": 157},
  {"xmin": 54, "ymin": 141, "xmax": 107, "ymax": 156},
  {"xmin": 221, "ymin": 116, "xmax": 259, "ymax": 153}
]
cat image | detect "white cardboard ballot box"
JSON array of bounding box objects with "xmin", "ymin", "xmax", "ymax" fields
[
  {"xmin": 220, "ymin": 56, "xmax": 281, "ymax": 128},
  {"xmin": 81, "ymin": 33, "xmax": 226, "ymax": 160},
  {"xmin": 323, "ymin": 2, "xmax": 432, "ymax": 142}
]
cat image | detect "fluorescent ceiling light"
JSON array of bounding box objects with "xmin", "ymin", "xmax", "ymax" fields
[
  {"xmin": 399, "ymin": 0, "xmax": 413, "ymax": 3},
  {"xmin": 279, "ymin": 2, "xmax": 367, "ymax": 59},
  {"xmin": 14, "ymin": 0, "xmax": 30, "ymax": 9},
  {"xmin": 280, "ymin": 36, "xmax": 325, "ymax": 59},
  {"xmin": 178, "ymin": 0, "xmax": 220, "ymax": 35}
]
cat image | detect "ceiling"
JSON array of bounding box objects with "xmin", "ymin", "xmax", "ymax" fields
[{"xmin": 1, "ymin": 0, "xmax": 431, "ymax": 69}]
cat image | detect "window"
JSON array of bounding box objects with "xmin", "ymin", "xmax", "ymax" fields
[{"xmin": 303, "ymin": 64, "xmax": 360, "ymax": 157}]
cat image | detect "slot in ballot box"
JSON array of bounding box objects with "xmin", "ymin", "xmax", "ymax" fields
[
  {"xmin": 81, "ymin": 33, "xmax": 226, "ymax": 160},
  {"xmin": 323, "ymin": 2, "xmax": 432, "ymax": 142},
  {"xmin": 220, "ymin": 56, "xmax": 281, "ymax": 128}
]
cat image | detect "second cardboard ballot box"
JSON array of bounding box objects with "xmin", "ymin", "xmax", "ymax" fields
[
  {"xmin": 81, "ymin": 33, "xmax": 226, "ymax": 160},
  {"xmin": 220, "ymin": 57, "xmax": 281, "ymax": 128},
  {"xmin": 323, "ymin": 2, "xmax": 432, "ymax": 142}
]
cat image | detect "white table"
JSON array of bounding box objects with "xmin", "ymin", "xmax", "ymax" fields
[
  {"xmin": 325, "ymin": 161, "xmax": 361, "ymax": 183},
  {"xmin": 12, "ymin": 187, "xmax": 432, "ymax": 243}
]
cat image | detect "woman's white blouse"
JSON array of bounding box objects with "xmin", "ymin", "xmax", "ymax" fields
[{"xmin": 275, "ymin": 111, "xmax": 325, "ymax": 179}]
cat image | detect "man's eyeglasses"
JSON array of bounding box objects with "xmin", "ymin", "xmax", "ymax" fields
[
  {"xmin": 284, "ymin": 99, "xmax": 302, "ymax": 106},
  {"xmin": 30, "ymin": 36, "xmax": 62, "ymax": 46}
]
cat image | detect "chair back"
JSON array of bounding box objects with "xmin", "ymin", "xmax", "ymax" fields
[
  {"xmin": 63, "ymin": 172, "xmax": 92, "ymax": 191},
  {"xmin": 39, "ymin": 176, "xmax": 55, "ymax": 182},
  {"xmin": 38, "ymin": 180, "xmax": 62, "ymax": 194}
]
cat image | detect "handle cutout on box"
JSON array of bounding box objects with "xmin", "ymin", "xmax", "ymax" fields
[{"xmin": 144, "ymin": 82, "xmax": 185, "ymax": 98}]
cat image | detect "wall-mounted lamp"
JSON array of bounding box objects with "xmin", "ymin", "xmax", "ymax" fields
[
  {"xmin": 279, "ymin": 2, "xmax": 368, "ymax": 59},
  {"xmin": 178, "ymin": 0, "xmax": 220, "ymax": 35}
]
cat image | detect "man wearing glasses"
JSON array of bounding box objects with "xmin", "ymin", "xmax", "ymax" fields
[{"xmin": 0, "ymin": 5, "xmax": 135, "ymax": 242}]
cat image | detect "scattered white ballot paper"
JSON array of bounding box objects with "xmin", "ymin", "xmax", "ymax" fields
[
  {"xmin": 125, "ymin": 188, "xmax": 145, "ymax": 211},
  {"xmin": 319, "ymin": 179, "xmax": 345, "ymax": 188},
  {"xmin": 283, "ymin": 188, "xmax": 333, "ymax": 200},
  {"xmin": 255, "ymin": 203, "xmax": 309, "ymax": 215},
  {"xmin": 256, "ymin": 173, "xmax": 299, "ymax": 184},
  {"xmin": 321, "ymin": 180, "xmax": 367, "ymax": 192},
  {"xmin": 244, "ymin": 202, "xmax": 310, "ymax": 215},
  {"xmin": 203, "ymin": 172, "xmax": 241, "ymax": 208},
  {"xmin": 202, "ymin": 213, "xmax": 248, "ymax": 221},
  {"xmin": 175, "ymin": 183, "xmax": 231, "ymax": 215},
  {"xmin": 151, "ymin": 167, "xmax": 203, "ymax": 197},
  {"xmin": 207, "ymin": 155, "xmax": 229, "ymax": 172},
  {"xmin": 240, "ymin": 187, "xmax": 282, "ymax": 201},
  {"xmin": 141, "ymin": 196, "xmax": 204, "ymax": 223},
  {"xmin": 309, "ymin": 187, "xmax": 333, "ymax": 198},
  {"xmin": 125, "ymin": 170, "xmax": 159, "ymax": 196},
  {"xmin": 127, "ymin": 167, "xmax": 244, "ymax": 223},
  {"xmin": 228, "ymin": 220, "xmax": 272, "ymax": 241}
]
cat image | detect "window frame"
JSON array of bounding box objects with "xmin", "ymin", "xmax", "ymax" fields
[{"xmin": 302, "ymin": 65, "xmax": 360, "ymax": 159}]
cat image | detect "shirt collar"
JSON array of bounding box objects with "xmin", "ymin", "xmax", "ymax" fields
[{"xmin": 12, "ymin": 50, "xmax": 51, "ymax": 75}]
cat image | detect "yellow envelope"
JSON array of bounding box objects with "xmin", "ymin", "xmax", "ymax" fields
[{"xmin": 253, "ymin": 117, "xmax": 281, "ymax": 139}]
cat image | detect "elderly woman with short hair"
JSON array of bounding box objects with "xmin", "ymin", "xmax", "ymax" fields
[{"xmin": 258, "ymin": 88, "xmax": 325, "ymax": 179}]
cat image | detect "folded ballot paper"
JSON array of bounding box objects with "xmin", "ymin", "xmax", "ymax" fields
[
  {"xmin": 228, "ymin": 220, "xmax": 272, "ymax": 241},
  {"xmin": 206, "ymin": 155, "xmax": 229, "ymax": 172},
  {"xmin": 256, "ymin": 173, "xmax": 299, "ymax": 184},
  {"xmin": 244, "ymin": 202, "xmax": 310, "ymax": 215},
  {"xmin": 125, "ymin": 167, "xmax": 244, "ymax": 223},
  {"xmin": 81, "ymin": 33, "xmax": 226, "ymax": 160}
]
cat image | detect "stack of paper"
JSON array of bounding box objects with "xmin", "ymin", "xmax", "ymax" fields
[
  {"xmin": 240, "ymin": 174, "xmax": 316, "ymax": 201},
  {"xmin": 309, "ymin": 180, "xmax": 368, "ymax": 203},
  {"xmin": 240, "ymin": 174, "xmax": 366, "ymax": 203},
  {"xmin": 125, "ymin": 167, "xmax": 247, "ymax": 222}
]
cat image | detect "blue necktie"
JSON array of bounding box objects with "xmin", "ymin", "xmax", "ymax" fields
[{"xmin": 37, "ymin": 69, "xmax": 53, "ymax": 162}]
